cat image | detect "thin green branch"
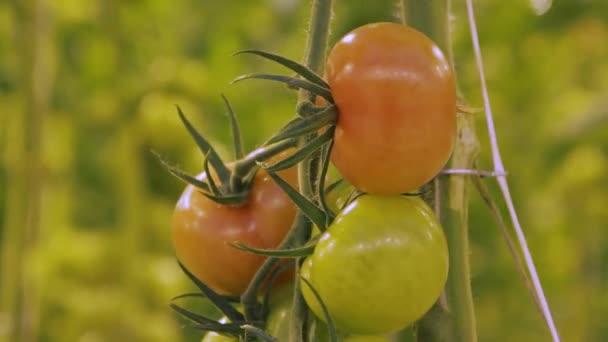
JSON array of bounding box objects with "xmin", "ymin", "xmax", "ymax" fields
[
  {"xmin": 290, "ymin": 1, "xmax": 333, "ymax": 341},
  {"xmin": 471, "ymin": 176, "xmax": 542, "ymax": 312},
  {"xmin": 299, "ymin": 0, "xmax": 332, "ymax": 105},
  {"xmin": 231, "ymin": 139, "xmax": 298, "ymax": 180},
  {"xmin": 240, "ymin": 213, "xmax": 310, "ymax": 323}
]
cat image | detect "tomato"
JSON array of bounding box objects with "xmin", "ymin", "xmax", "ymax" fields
[
  {"xmin": 300, "ymin": 195, "xmax": 448, "ymax": 334},
  {"xmin": 326, "ymin": 22, "xmax": 456, "ymax": 194},
  {"xmin": 172, "ymin": 163, "xmax": 297, "ymax": 295},
  {"xmin": 265, "ymin": 283, "xmax": 293, "ymax": 340}
]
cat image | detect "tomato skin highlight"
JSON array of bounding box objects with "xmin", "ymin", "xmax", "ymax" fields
[
  {"xmin": 172, "ymin": 165, "xmax": 297, "ymax": 295},
  {"xmin": 301, "ymin": 195, "xmax": 449, "ymax": 335},
  {"xmin": 327, "ymin": 22, "xmax": 456, "ymax": 194}
]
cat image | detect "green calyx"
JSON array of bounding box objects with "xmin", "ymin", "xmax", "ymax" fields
[
  {"xmin": 158, "ymin": 46, "xmax": 341, "ymax": 207},
  {"xmin": 157, "ymin": 95, "xmax": 336, "ymax": 207}
]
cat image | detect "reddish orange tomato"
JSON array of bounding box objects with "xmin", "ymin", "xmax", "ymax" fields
[
  {"xmin": 327, "ymin": 22, "xmax": 456, "ymax": 194},
  {"xmin": 172, "ymin": 162, "xmax": 297, "ymax": 295}
]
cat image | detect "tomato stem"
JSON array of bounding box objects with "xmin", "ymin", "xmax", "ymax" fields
[
  {"xmin": 231, "ymin": 138, "xmax": 298, "ymax": 191},
  {"xmin": 239, "ymin": 212, "xmax": 310, "ymax": 321},
  {"xmin": 290, "ymin": 0, "xmax": 333, "ymax": 341},
  {"xmin": 239, "ymin": 2, "xmax": 333, "ymax": 334},
  {"xmin": 298, "ymin": 0, "xmax": 332, "ymax": 106}
]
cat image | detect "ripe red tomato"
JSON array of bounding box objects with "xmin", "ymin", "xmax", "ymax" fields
[
  {"xmin": 172, "ymin": 163, "xmax": 297, "ymax": 295},
  {"xmin": 327, "ymin": 22, "xmax": 456, "ymax": 194},
  {"xmin": 301, "ymin": 195, "xmax": 448, "ymax": 334}
]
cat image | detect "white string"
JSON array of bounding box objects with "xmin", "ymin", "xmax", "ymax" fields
[
  {"xmin": 441, "ymin": 168, "xmax": 508, "ymax": 177},
  {"xmin": 465, "ymin": 1, "xmax": 561, "ymax": 341}
]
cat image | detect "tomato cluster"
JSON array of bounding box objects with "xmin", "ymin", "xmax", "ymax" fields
[
  {"xmin": 167, "ymin": 21, "xmax": 454, "ymax": 342},
  {"xmin": 296, "ymin": 22, "xmax": 453, "ymax": 337}
]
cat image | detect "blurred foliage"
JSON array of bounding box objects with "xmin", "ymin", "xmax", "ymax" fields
[{"xmin": 0, "ymin": 0, "xmax": 606, "ymax": 341}]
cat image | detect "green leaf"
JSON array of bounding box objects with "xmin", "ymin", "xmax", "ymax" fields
[
  {"xmin": 229, "ymin": 241, "xmax": 315, "ymax": 258},
  {"xmin": 317, "ymin": 140, "xmax": 336, "ymax": 228},
  {"xmin": 240, "ymin": 324, "xmax": 279, "ymax": 342},
  {"xmin": 169, "ymin": 303, "xmax": 222, "ymax": 326},
  {"xmin": 299, "ymin": 276, "xmax": 338, "ymax": 342},
  {"xmin": 177, "ymin": 261, "xmax": 244, "ymax": 322},
  {"xmin": 297, "ymin": 100, "xmax": 331, "ymax": 116},
  {"xmin": 268, "ymin": 105, "xmax": 337, "ymax": 144},
  {"xmin": 203, "ymin": 151, "xmax": 221, "ymax": 196},
  {"xmin": 199, "ymin": 191, "xmax": 248, "ymax": 206},
  {"xmin": 171, "ymin": 292, "xmax": 241, "ymax": 303},
  {"xmin": 221, "ymin": 94, "xmax": 245, "ymax": 160},
  {"xmin": 176, "ymin": 105, "xmax": 231, "ymax": 184},
  {"xmin": 262, "ymin": 166, "xmax": 328, "ymax": 230},
  {"xmin": 154, "ymin": 151, "xmax": 210, "ymax": 192},
  {"xmin": 190, "ymin": 321, "xmax": 243, "ymax": 334},
  {"xmin": 324, "ymin": 178, "xmax": 344, "ymax": 195},
  {"xmin": 262, "ymin": 126, "xmax": 334, "ymax": 173},
  {"xmin": 234, "ymin": 50, "xmax": 329, "ymax": 89},
  {"xmin": 232, "ymin": 74, "xmax": 333, "ymax": 102}
]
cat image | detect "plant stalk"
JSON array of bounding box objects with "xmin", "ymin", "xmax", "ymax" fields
[
  {"xmin": 401, "ymin": 1, "xmax": 479, "ymax": 341},
  {"xmin": 298, "ymin": 0, "xmax": 333, "ymax": 106},
  {"xmin": 290, "ymin": 1, "xmax": 333, "ymax": 341},
  {"xmin": 240, "ymin": 3, "xmax": 333, "ymax": 340},
  {"xmin": 0, "ymin": 1, "xmax": 51, "ymax": 341}
]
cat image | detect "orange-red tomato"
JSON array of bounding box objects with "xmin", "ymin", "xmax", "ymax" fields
[
  {"xmin": 172, "ymin": 163, "xmax": 297, "ymax": 295},
  {"xmin": 327, "ymin": 22, "xmax": 456, "ymax": 194}
]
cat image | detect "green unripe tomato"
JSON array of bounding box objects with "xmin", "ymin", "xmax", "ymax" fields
[
  {"xmin": 265, "ymin": 284, "xmax": 293, "ymax": 340},
  {"xmin": 301, "ymin": 195, "xmax": 449, "ymax": 335}
]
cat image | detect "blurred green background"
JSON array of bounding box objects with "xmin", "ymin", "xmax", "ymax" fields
[{"xmin": 0, "ymin": 0, "xmax": 606, "ymax": 341}]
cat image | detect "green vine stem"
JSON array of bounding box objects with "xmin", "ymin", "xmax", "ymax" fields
[
  {"xmin": 240, "ymin": 213, "xmax": 310, "ymax": 322},
  {"xmin": 0, "ymin": 1, "xmax": 51, "ymax": 341},
  {"xmin": 232, "ymin": 139, "xmax": 298, "ymax": 180},
  {"xmin": 400, "ymin": 1, "xmax": 479, "ymax": 342},
  {"xmin": 298, "ymin": 0, "xmax": 333, "ymax": 106},
  {"xmin": 290, "ymin": 1, "xmax": 333, "ymax": 341},
  {"xmin": 239, "ymin": 2, "xmax": 333, "ymax": 341}
]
